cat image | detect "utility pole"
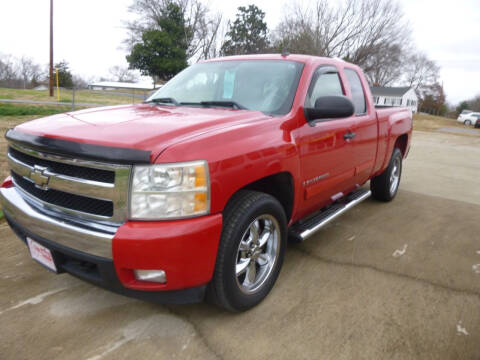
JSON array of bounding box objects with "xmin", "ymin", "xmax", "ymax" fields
[{"xmin": 49, "ymin": 0, "xmax": 54, "ymax": 97}]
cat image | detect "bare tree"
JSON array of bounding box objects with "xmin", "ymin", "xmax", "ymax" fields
[
  {"xmin": 196, "ymin": 12, "xmax": 223, "ymax": 59},
  {"xmin": 469, "ymin": 95, "xmax": 480, "ymax": 112},
  {"xmin": 109, "ymin": 65, "xmax": 139, "ymax": 82},
  {"xmin": 273, "ymin": 0, "xmax": 411, "ymax": 85},
  {"xmin": 72, "ymin": 75, "xmax": 89, "ymax": 89},
  {"xmin": 0, "ymin": 54, "xmax": 18, "ymax": 85},
  {"xmin": 457, "ymin": 94, "xmax": 480, "ymax": 112},
  {"xmin": 358, "ymin": 44, "xmax": 405, "ymax": 86},
  {"xmin": 403, "ymin": 53, "xmax": 440, "ymax": 96},
  {"xmin": 0, "ymin": 54, "xmax": 46, "ymax": 88},
  {"xmin": 124, "ymin": 0, "xmax": 222, "ymax": 60},
  {"xmin": 18, "ymin": 56, "xmax": 42, "ymax": 89}
]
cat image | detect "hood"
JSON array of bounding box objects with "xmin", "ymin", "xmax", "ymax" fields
[{"xmin": 15, "ymin": 104, "xmax": 269, "ymax": 160}]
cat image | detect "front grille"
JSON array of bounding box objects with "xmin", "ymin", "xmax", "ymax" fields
[
  {"xmin": 7, "ymin": 142, "xmax": 131, "ymax": 223},
  {"xmin": 8, "ymin": 147, "xmax": 115, "ymax": 183},
  {"xmin": 12, "ymin": 172, "xmax": 114, "ymax": 217}
]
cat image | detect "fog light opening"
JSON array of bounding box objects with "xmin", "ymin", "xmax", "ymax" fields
[{"xmin": 134, "ymin": 269, "xmax": 167, "ymax": 283}]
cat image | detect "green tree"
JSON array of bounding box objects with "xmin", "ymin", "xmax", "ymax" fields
[
  {"xmin": 221, "ymin": 5, "xmax": 269, "ymax": 56},
  {"xmin": 55, "ymin": 61, "xmax": 74, "ymax": 88},
  {"xmin": 456, "ymin": 101, "xmax": 470, "ymax": 115},
  {"xmin": 126, "ymin": 2, "xmax": 188, "ymax": 82}
]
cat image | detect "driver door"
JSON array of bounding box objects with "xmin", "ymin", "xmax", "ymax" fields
[{"xmin": 296, "ymin": 66, "xmax": 358, "ymax": 217}]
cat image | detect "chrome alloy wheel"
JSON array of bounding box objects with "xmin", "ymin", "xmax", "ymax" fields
[
  {"xmin": 235, "ymin": 215, "xmax": 280, "ymax": 294},
  {"xmin": 390, "ymin": 156, "xmax": 401, "ymax": 196}
]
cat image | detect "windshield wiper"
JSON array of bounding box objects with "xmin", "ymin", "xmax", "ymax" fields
[
  {"xmin": 145, "ymin": 97, "xmax": 179, "ymax": 106},
  {"xmin": 199, "ymin": 101, "xmax": 248, "ymax": 110},
  {"xmin": 179, "ymin": 100, "xmax": 248, "ymax": 110},
  {"xmin": 146, "ymin": 98, "xmax": 249, "ymax": 110}
]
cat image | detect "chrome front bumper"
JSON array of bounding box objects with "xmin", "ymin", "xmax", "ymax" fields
[{"xmin": 1, "ymin": 187, "xmax": 116, "ymax": 258}]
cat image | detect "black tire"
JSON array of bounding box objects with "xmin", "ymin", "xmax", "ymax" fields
[
  {"xmin": 464, "ymin": 120, "xmax": 472, "ymax": 126},
  {"xmin": 207, "ymin": 190, "xmax": 287, "ymax": 312},
  {"xmin": 370, "ymin": 148, "xmax": 403, "ymax": 202}
]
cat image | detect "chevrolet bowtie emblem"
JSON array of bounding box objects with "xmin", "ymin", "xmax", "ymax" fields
[{"xmin": 30, "ymin": 165, "xmax": 50, "ymax": 190}]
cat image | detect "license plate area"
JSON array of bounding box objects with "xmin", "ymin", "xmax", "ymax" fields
[{"xmin": 27, "ymin": 237, "xmax": 58, "ymax": 273}]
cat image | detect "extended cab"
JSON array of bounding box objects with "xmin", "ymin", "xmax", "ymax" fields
[{"xmin": 1, "ymin": 55, "xmax": 412, "ymax": 311}]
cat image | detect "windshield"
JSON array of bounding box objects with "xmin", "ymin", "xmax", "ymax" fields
[{"xmin": 147, "ymin": 60, "xmax": 304, "ymax": 115}]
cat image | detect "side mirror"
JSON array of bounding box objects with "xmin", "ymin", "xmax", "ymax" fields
[{"xmin": 305, "ymin": 96, "xmax": 355, "ymax": 122}]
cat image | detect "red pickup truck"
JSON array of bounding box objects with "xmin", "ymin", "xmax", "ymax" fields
[{"xmin": 1, "ymin": 54, "xmax": 412, "ymax": 311}]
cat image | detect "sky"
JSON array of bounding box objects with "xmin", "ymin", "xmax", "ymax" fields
[{"xmin": 0, "ymin": 0, "xmax": 479, "ymax": 104}]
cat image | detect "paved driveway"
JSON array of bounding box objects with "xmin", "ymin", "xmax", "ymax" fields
[
  {"xmin": 437, "ymin": 127, "xmax": 480, "ymax": 136},
  {"xmin": 1, "ymin": 130, "xmax": 479, "ymax": 360}
]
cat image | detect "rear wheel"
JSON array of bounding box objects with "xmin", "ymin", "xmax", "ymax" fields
[
  {"xmin": 464, "ymin": 120, "xmax": 472, "ymax": 126},
  {"xmin": 370, "ymin": 148, "xmax": 403, "ymax": 202},
  {"xmin": 207, "ymin": 190, "xmax": 287, "ymax": 312}
]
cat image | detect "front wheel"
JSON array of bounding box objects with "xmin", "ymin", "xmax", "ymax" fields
[
  {"xmin": 370, "ymin": 148, "xmax": 403, "ymax": 202},
  {"xmin": 207, "ymin": 190, "xmax": 287, "ymax": 312}
]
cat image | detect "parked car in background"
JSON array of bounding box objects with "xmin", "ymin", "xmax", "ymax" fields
[
  {"xmin": 458, "ymin": 109, "xmax": 472, "ymax": 119},
  {"xmin": 457, "ymin": 111, "xmax": 480, "ymax": 126}
]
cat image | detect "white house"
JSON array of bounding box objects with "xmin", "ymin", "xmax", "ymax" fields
[
  {"xmin": 87, "ymin": 81, "xmax": 161, "ymax": 91},
  {"xmin": 370, "ymin": 86, "xmax": 418, "ymax": 113}
]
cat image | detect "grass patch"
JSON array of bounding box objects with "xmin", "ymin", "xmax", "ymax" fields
[
  {"xmin": 0, "ymin": 209, "xmax": 3, "ymax": 220},
  {"xmin": 413, "ymin": 113, "xmax": 480, "ymax": 136},
  {"xmin": 0, "ymin": 115, "xmax": 41, "ymax": 181},
  {"xmin": 0, "ymin": 103, "xmax": 72, "ymax": 116},
  {"xmin": 414, "ymin": 113, "xmax": 462, "ymax": 132},
  {"xmin": 0, "ymin": 87, "xmax": 140, "ymax": 105}
]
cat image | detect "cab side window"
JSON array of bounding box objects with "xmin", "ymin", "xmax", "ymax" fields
[
  {"xmin": 345, "ymin": 69, "xmax": 367, "ymax": 115},
  {"xmin": 305, "ymin": 68, "xmax": 344, "ymax": 108}
]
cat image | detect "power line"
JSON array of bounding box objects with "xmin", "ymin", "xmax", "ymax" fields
[{"xmin": 49, "ymin": 0, "xmax": 54, "ymax": 97}]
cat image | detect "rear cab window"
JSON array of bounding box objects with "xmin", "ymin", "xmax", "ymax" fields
[{"xmin": 344, "ymin": 68, "xmax": 367, "ymax": 115}]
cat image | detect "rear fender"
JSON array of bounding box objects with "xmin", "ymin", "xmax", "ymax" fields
[{"xmin": 378, "ymin": 110, "xmax": 412, "ymax": 175}]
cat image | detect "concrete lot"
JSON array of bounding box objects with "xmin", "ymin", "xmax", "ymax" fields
[{"xmin": 1, "ymin": 130, "xmax": 480, "ymax": 360}]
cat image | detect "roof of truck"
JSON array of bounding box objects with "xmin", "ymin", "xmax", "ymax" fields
[{"xmin": 201, "ymin": 53, "xmax": 354, "ymax": 67}]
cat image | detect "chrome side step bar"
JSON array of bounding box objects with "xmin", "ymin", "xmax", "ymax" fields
[{"xmin": 289, "ymin": 189, "xmax": 371, "ymax": 242}]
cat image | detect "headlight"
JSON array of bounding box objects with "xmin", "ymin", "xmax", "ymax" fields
[{"xmin": 130, "ymin": 160, "xmax": 210, "ymax": 220}]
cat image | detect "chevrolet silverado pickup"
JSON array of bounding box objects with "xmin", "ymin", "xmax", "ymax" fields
[{"xmin": 1, "ymin": 54, "xmax": 412, "ymax": 311}]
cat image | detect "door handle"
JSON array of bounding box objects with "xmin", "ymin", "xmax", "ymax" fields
[{"xmin": 344, "ymin": 132, "xmax": 356, "ymax": 140}]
